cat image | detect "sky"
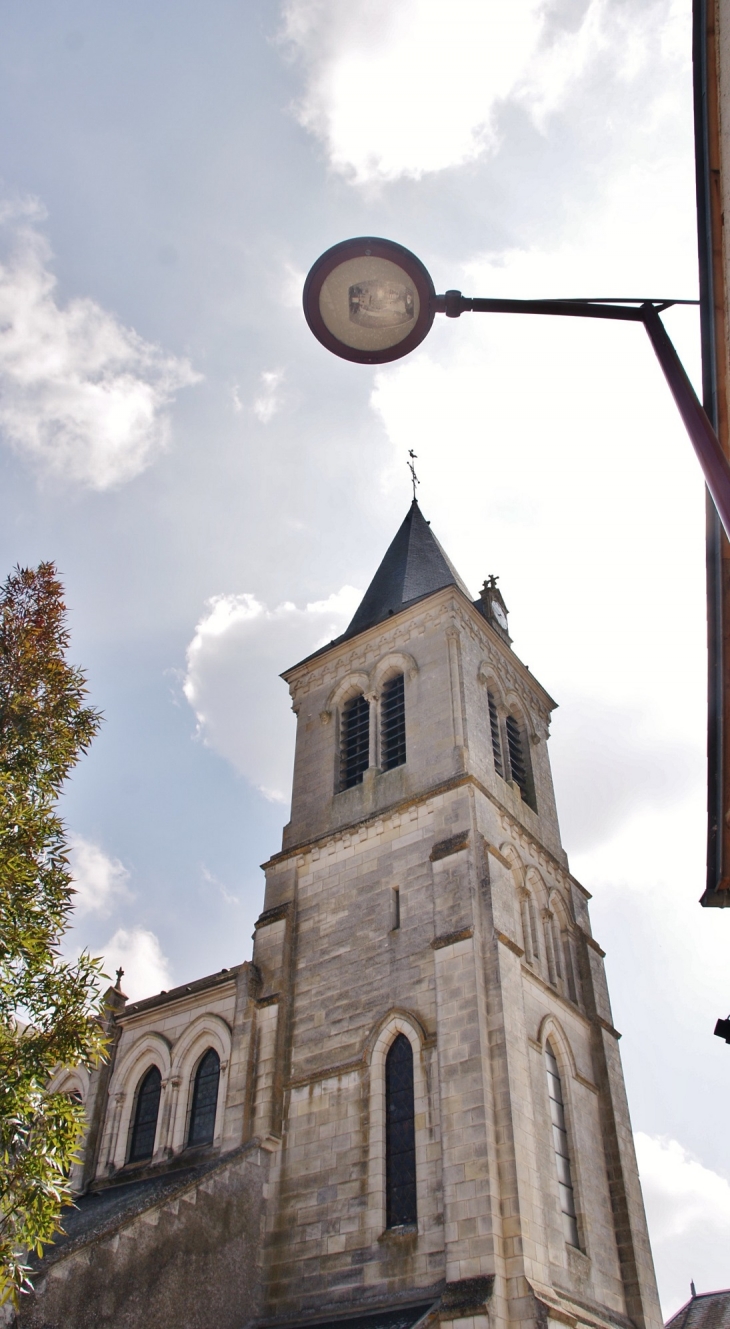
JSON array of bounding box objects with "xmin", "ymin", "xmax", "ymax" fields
[{"xmin": 0, "ymin": 0, "xmax": 726, "ymax": 1314}]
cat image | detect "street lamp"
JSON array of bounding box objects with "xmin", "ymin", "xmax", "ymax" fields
[{"xmin": 303, "ymin": 236, "xmax": 730, "ymax": 539}]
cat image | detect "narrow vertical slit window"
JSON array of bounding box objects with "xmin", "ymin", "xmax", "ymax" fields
[
  {"xmin": 543, "ymin": 915, "xmax": 557, "ymax": 986},
  {"xmin": 562, "ymin": 931, "xmax": 579, "ymax": 1004},
  {"xmin": 487, "ymin": 691, "xmax": 504, "ymax": 776},
  {"xmin": 545, "ymin": 1043, "xmax": 579, "ymax": 1247},
  {"xmin": 381, "ymin": 674, "xmax": 406, "ymax": 769},
  {"xmin": 128, "ymin": 1066, "xmax": 162, "ymax": 1163},
  {"xmin": 527, "ymin": 893, "xmax": 540, "ymax": 965},
  {"xmin": 551, "ymin": 916, "xmax": 563, "ymax": 981},
  {"xmin": 385, "ymin": 1034, "xmax": 417, "ymax": 1227},
  {"xmin": 188, "ymin": 1048, "xmax": 221, "ymax": 1147},
  {"xmin": 392, "ymin": 887, "xmax": 401, "ymax": 931},
  {"xmin": 341, "ymin": 693, "xmax": 370, "ymax": 788}
]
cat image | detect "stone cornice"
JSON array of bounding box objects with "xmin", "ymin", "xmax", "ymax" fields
[
  {"xmin": 262, "ymin": 771, "xmax": 579, "ymax": 901},
  {"xmin": 282, "ymin": 584, "xmax": 556, "ymax": 724}
]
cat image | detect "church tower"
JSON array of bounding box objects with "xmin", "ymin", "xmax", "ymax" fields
[
  {"xmin": 12, "ymin": 502, "xmax": 663, "ymax": 1329},
  {"xmin": 253, "ymin": 501, "xmax": 663, "ymax": 1329}
]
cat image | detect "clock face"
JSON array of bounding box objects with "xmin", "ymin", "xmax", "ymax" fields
[{"xmin": 491, "ymin": 599, "xmax": 508, "ymax": 630}]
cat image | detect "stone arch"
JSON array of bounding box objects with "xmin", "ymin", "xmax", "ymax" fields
[
  {"xmin": 324, "ymin": 671, "xmax": 371, "ymax": 715},
  {"xmin": 477, "ymin": 660, "xmax": 504, "ymax": 700},
  {"xmin": 370, "ymin": 651, "xmax": 418, "ymax": 692},
  {"xmin": 503, "ymin": 689, "xmax": 538, "ymax": 744},
  {"xmin": 499, "ymin": 840, "xmax": 525, "ymax": 887},
  {"xmin": 169, "ymin": 1013, "xmax": 232, "ymax": 1153},
  {"xmin": 525, "ymin": 865, "xmax": 548, "ymax": 907},
  {"xmin": 527, "ymin": 868, "xmax": 553, "ymax": 978},
  {"xmin": 548, "ymin": 890, "xmax": 580, "ymax": 1004},
  {"xmin": 48, "ymin": 1065, "xmax": 90, "ymax": 1103},
  {"xmin": 535, "ymin": 1014, "xmax": 579, "ymax": 1080},
  {"xmin": 106, "ymin": 1032, "xmax": 171, "ymax": 1170},
  {"xmin": 365, "ymin": 1010, "xmax": 432, "ymax": 1241}
]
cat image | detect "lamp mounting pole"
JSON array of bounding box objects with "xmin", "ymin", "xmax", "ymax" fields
[{"xmin": 438, "ymin": 290, "xmax": 730, "ymax": 539}]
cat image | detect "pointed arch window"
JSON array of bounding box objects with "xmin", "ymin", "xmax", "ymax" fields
[
  {"xmin": 128, "ymin": 1066, "xmax": 161, "ymax": 1163},
  {"xmin": 487, "ymin": 691, "xmax": 504, "ymax": 777},
  {"xmin": 521, "ymin": 891, "xmax": 541, "ymax": 967},
  {"xmin": 505, "ymin": 714, "xmax": 537, "ymax": 811},
  {"xmin": 341, "ymin": 692, "xmax": 370, "ymax": 788},
  {"xmin": 381, "ymin": 674, "xmax": 406, "ymax": 769},
  {"xmin": 385, "ymin": 1034, "xmax": 417, "ymax": 1227},
  {"xmin": 545, "ymin": 1043, "xmax": 579, "ymax": 1247},
  {"xmin": 188, "ymin": 1048, "xmax": 220, "ymax": 1147}
]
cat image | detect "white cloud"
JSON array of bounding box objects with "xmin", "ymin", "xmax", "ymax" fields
[
  {"xmin": 253, "ymin": 367, "xmax": 285, "ymax": 423},
  {"xmin": 279, "ymin": 0, "xmax": 677, "ymax": 185},
  {"xmin": 547, "ymin": 695, "xmax": 702, "ymax": 853},
  {"xmin": 100, "ymin": 926, "xmax": 172, "ymax": 1002},
  {"xmin": 368, "ymin": 80, "xmax": 702, "ymax": 860},
  {"xmin": 183, "ymin": 585, "xmax": 361, "ymax": 801},
  {"xmin": 636, "ymin": 1133, "xmax": 730, "ymax": 1318},
  {"xmin": 68, "ymin": 834, "xmax": 131, "ymax": 916},
  {"xmin": 0, "ymin": 197, "xmax": 200, "ymax": 489},
  {"xmin": 281, "ymin": 261, "xmax": 306, "ymax": 309}
]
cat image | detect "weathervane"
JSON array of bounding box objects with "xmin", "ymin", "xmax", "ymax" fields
[{"xmin": 407, "ymin": 449, "xmax": 420, "ymax": 502}]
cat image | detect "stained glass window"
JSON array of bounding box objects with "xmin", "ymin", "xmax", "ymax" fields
[
  {"xmin": 188, "ymin": 1048, "xmax": 220, "ymax": 1147},
  {"xmin": 381, "ymin": 674, "xmax": 406, "ymax": 769},
  {"xmin": 341, "ymin": 693, "xmax": 370, "ymax": 788},
  {"xmin": 545, "ymin": 1043, "xmax": 579, "ymax": 1247},
  {"xmin": 128, "ymin": 1066, "xmax": 161, "ymax": 1163},
  {"xmin": 385, "ymin": 1034, "xmax": 417, "ymax": 1227}
]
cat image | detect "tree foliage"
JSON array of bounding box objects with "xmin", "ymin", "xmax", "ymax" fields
[{"xmin": 0, "ymin": 563, "xmax": 106, "ymax": 1304}]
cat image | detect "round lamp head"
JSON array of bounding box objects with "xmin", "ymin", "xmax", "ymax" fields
[{"xmin": 303, "ymin": 237, "xmax": 436, "ymax": 364}]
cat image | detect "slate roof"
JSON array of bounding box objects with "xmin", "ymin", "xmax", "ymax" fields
[
  {"xmin": 30, "ymin": 1149, "xmax": 244, "ymax": 1270},
  {"xmin": 276, "ymin": 1303, "xmax": 437, "ymax": 1329},
  {"xmin": 666, "ymin": 1291, "xmax": 730, "ymax": 1329},
  {"xmin": 343, "ymin": 501, "xmax": 472, "ymax": 642},
  {"xmin": 284, "ymin": 503, "xmax": 473, "ymax": 677}
]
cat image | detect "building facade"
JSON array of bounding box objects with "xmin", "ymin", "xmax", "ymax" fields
[{"xmin": 12, "ymin": 504, "xmax": 663, "ymax": 1329}]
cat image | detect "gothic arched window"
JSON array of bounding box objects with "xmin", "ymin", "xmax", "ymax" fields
[
  {"xmin": 188, "ymin": 1048, "xmax": 221, "ymax": 1147},
  {"xmin": 545, "ymin": 1043, "xmax": 579, "ymax": 1247},
  {"xmin": 128, "ymin": 1066, "xmax": 162, "ymax": 1163},
  {"xmin": 505, "ymin": 714, "xmax": 536, "ymax": 811},
  {"xmin": 381, "ymin": 674, "xmax": 406, "ymax": 770},
  {"xmin": 385, "ymin": 1034, "xmax": 417, "ymax": 1227},
  {"xmin": 341, "ymin": 692, "xmax": 370, "ymax": 789}
]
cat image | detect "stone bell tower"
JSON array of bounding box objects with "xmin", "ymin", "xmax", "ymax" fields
[{"xmin": 253, "ymin": 500, "xmax": 662, "ymax": 1329}]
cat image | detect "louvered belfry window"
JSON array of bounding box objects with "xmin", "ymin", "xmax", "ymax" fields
[
  {"xmin": 381, "ymin": 674, "xmax": 406, "ymax": 770},
  {"xmin": 487, "ymin": 691, "xmax": 504, "ymax": 776},
  {"xmin": 545, "ymin": 1044, "xmax": 579, "ymax": 1247},
  {"xmin": 128, "ymin": 1066, "xmax": 162, "ymax": 1163},
  {"xmin": 188, "ymin": 1048, "xmax": 220, "ymax": 1147},
  {"xmin": 385, "ymin": 1034, "xmax": 417, "ymax": 1227},
  {"xmin": 341, "ymin": 693, "xmax": 370, "ymax": 788},
  {"xmin": 505, "ymin": 714, "xmax": 527, "ymax": 794}
]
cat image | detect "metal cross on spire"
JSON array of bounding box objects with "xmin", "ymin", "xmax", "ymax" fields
[{"xmin": 407, "ymin": 449, "xmax": 420, "ymax": 502}]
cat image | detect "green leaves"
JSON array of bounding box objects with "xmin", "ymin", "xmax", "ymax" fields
[{"xmin": 0, "ymin": 565, "xmax": 106, "ymax": 1304}]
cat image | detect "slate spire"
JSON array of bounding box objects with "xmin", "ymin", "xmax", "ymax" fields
[{"xmin": 342, "ymin": 500, "xmax": 472, "ymax": 642}]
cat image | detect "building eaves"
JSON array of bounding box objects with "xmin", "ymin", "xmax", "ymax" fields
[{"xmin": 119, "ymin": 963, "xmax": 244, "ymax": 1019}]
